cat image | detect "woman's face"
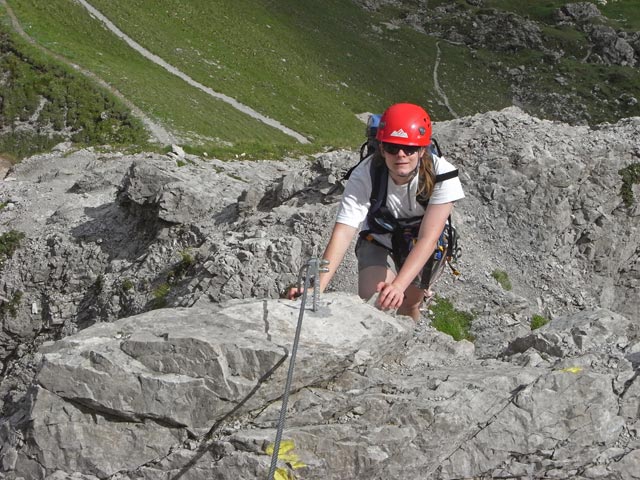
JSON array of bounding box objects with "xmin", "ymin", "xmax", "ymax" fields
[{"xmin": 381, "ymin": 142, "xmax": 423, "ymax": 184}]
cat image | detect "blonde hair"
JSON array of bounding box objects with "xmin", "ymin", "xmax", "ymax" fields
[{"xmin": 417, "ymin": 148, "xmax": 436, "ymax": 200}]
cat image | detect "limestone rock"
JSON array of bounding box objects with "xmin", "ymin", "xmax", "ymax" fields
[
  {"xmin": 0, "ymin": 108, "xmax": 639, "ymax": 479},
  {"xmin": 0, "ymin": 293, "xmax": 413, "ymax": 479}
]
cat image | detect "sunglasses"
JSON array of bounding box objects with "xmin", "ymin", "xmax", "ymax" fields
[{"xmin": 381, "ymin": 143, "xmax": 421, "ymax": 156}]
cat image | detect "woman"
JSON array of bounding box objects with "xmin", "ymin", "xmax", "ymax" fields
[{"xmin": 289, "ymin": 103, "xmax": 464, "ymax": 321}]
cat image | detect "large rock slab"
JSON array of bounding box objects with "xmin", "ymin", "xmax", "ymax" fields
[
  {"xmin": 0, "ymin": 293, "xmax": 413, "ymax": 478},
  {"xmin": 131, "ymin": 335, "xmax": 634, "ymax": 480},
  {"xmin": 3, "ymin": 302, "xmax": 638, "ymax": 480}
]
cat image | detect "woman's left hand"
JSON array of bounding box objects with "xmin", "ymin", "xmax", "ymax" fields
[{"xmin": 375, "ymin": 282, "xmax": 405, "ymax": 310}]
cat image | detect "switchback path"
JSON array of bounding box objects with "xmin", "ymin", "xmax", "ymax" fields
[
  {"xmin": 1, "ymin": 0, "xmax": 177, "ymax": 146},
  {"xmin": 77, "ymin": 0, "xmax": 310, "ymax": 144}
]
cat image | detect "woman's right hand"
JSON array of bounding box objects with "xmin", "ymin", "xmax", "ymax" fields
[
  {"xmin": 375, "ymin": 281, "xmax": 405, "ymax": 310},
  {"xmin": 283, "ymin": 286, "xmax": 305, "ymax": 300}
]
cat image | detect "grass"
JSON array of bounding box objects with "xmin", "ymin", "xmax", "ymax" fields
[
  {"xmin": 168, "ymin": 249, "xmax": 195, "ymax": 282},
  {"xmin": 93, "ymin": 274, "xmax": 105, "ymax": 293},
  {"xmin": 0, "ymin": 25, "xmax": 149, "ymax": 159},
  {"xmin": 483, "ymin": 0, "xmax": 576, "ymax": 22},
  {"xmin": 491, "ymin": 269, "xmax": 512, "ymax": 291},
  {"xmin": 2, "ymin": 0, "xmax": 639, "ymax": 159},
  {"xmin": 5, "ymin": 0, "xmax": 297, "ymax": 154},
  {"xmin": 0, "ymin": 230, "xmax": 25, "ymax": 266},
  {"xmin": 619, "ymin": 163, "xmax": 640, "ymax": 208},
  {"xmin": 540, "ymin": 24, "xmax": 591, "ymax": 60},
  {"xmin": 428, "ymin": 296, "xmax": 475, "ymax": 342},
  {"xmin": 0, "ymin": 291, "xmax": 22, "ymax": 318},
  {"xmin": 484, "ymin": 0, "xmax": 640, "ymax": 30},
  {"xmin": 435, "ymin": 42, "xmax": 513, "ymax": 115},
  {"xmin": 599, "ymin": 1, "xmax": 640, "ymax": 30},
  {"xmin": 3, "ymin": 0, "xmax": 519, "ymax": 157},
  {"xmin": 152, "ymin": 282, "xmax": 170, "ymax": 308},
  {"xmin": 121, "ymin": 278, "xmax": 134, "ymax": 292},
  {"xmin": 531, "ymin": 314, "xmax": 550, "ymax": 330}
]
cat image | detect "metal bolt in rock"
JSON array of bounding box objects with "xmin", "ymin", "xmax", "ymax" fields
[{"xmin": 295, "ymin": 256, "xmax": 330, "ymax": 311}]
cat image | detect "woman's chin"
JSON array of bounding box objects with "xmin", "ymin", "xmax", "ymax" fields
[{"xmin": 394, "ymin": 166, "xmax": 413, "ymax": 176}]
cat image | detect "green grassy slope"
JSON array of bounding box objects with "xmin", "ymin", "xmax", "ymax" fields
[
  {"xmin": 4, "ymin": 1, "xmax": 297, "ymax": 154},
  {"xmin": 0, "ymin": 23, "xmax": 149, "ymax": 160},
  {"xmin": 4, "ymin": 0, "xmax": 513, "ymax": 157},
  {"xmin": 486, "ymin": 0, "xmax": 640, "ymax": 30},
  {"xmin": 1, "ymin": 0, "xmax": 638, "ymax": 159},
  {"xmin": 85, "ymin": 0, "xmax": 510, "ymax": 139}
]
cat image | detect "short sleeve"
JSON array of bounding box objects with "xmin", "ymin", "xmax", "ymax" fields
[
  {"xmin": 429, "ymin": 155, "xmax": 465, "ymax": 204},
  {"xmin": 335, "ymin": 157, "xmax": 373, "ymax": 228}
]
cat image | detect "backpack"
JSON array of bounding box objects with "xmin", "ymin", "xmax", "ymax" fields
[
  {"xmin": 347, "ymin": 114, "xmax": 461, "ymax": 291},
  {"xmin": 360, "ymin": 114, "xmax": 382, "ymax": 162}
]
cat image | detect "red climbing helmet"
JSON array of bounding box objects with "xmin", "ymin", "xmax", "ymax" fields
[{"xmin": 376, "ymin": 103, "xmax": 432, "ymax": 147}]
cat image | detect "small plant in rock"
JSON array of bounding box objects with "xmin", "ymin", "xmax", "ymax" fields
[
  {"xmin": 152, "ymin": 283, "xmax": 170, "ymax": 308},
  {"xmin": 121, "ymin": 278, "xmax": 134, "ymax": 292},
  {"xmin": 0, "ymin": 291, "xmax": 22, "ymax": 318},
  {"xmin": 531, "ymin": 314, "xmax": 550, "ymax": 330},
  {"xmin": 428, "ymin": 296, "xmax": 475, "ymax": 342},
  {"xmin": 180, "ymin": 249, "xmax": 195, "ymax": 267},
  {"xmin": 0, "ymin": 230, "xmax": 25, "ymax": 266},
  {"xmin": 169, "ymin": 249, "xmax": 196, "ymax": 282},
  {"xmin": 619, "ymin": 162, "xmax": 640, "ymax": 208},
  {"xmin": 491, "ymin": 269, "xmax": 512, "ymax": 291},
  {"xmin": 94, "ymin": 274, "xmax": 105, "ymax": 293}
]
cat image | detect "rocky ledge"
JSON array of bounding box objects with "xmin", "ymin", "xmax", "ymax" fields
[{"xmin": 0, "ymin": 107, "xmax": 638, "ymax": 479}]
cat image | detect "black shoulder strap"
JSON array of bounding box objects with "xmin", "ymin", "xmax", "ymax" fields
[
  {"xmin": 430, "ymin": 137, "xmax": 458, "ymax": 183},
  {"xmin": 369, "ymin": 158, "xmax": 388, "ymax": 213},
  {"xmin": 431, "ymin": 137, "xmax": 443, "ymax": 157},
  {"xmin": 344, "ymin": 142, "xmax": 375, "ymax": 181},
  {"xmin": 416, "ymin": 163, "xmax": 458, "ymax": 208},
  {"xmin": 435, "ymin": 169, "xmax": 459, "ymax": 183}
]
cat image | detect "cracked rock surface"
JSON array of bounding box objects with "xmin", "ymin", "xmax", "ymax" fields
[{"xmin": 0, "ymin": 107, "xmax": 638, "ymax": 479}]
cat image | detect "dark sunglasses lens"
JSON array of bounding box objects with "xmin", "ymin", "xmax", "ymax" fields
[
  {"xmin": 383, "ymin": 143, "xmax": 401, "ymax": 154},
  {"xmin": 403, "ymin": 145, "xmax": 420, "ymax": 155},
  {"xmin": 383, "ymin": 143, "xmax": 419, "ymax": 155}
]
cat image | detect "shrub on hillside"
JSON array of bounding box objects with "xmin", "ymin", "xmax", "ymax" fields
[{"xmin": 0, "ymin": 30, "xmax": 148, "ymax": 159}]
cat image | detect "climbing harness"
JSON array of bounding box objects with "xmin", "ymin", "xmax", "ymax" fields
[{"xmin": 267, "ymin": 256, "xmax": 329, "ymax": 480}]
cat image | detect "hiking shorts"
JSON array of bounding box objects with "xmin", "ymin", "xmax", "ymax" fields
[
  {"xmin": 355, "ymin": 237, "xmax": 429, "ymax": 289},
  {"xmin": 355, "ymin": 237, "xmax": 396, "ymax": 272}
]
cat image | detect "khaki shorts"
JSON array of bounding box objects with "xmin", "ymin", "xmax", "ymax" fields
[
  {"xmin": 355, "ymin": 237, "xmax": 427, "ymax": 288},
  {"xmin": 355, "ymin": 237, "xmax": 396, "ymax": 272}
]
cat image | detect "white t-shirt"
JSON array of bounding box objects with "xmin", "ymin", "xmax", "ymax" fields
[{"xmin": 336, "ymin": 154, "xmax": 465, "ymax": 249}]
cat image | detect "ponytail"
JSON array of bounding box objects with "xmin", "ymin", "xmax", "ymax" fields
[{"xmin": 417, "ymin": 148, "xmax": 436, "ymax": 199}]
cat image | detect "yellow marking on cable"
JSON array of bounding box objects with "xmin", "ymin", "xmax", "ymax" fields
[
  {"xmin": 265, "ymin": 440, "xmax": 307, "ymax": 476},
  {"xmin": 274, "ymin": 468, "xmax": 296, "ymax": 480},
  {"xmin": 559, "ymin": 366, "xmax": 583, "ymax": 374}
]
